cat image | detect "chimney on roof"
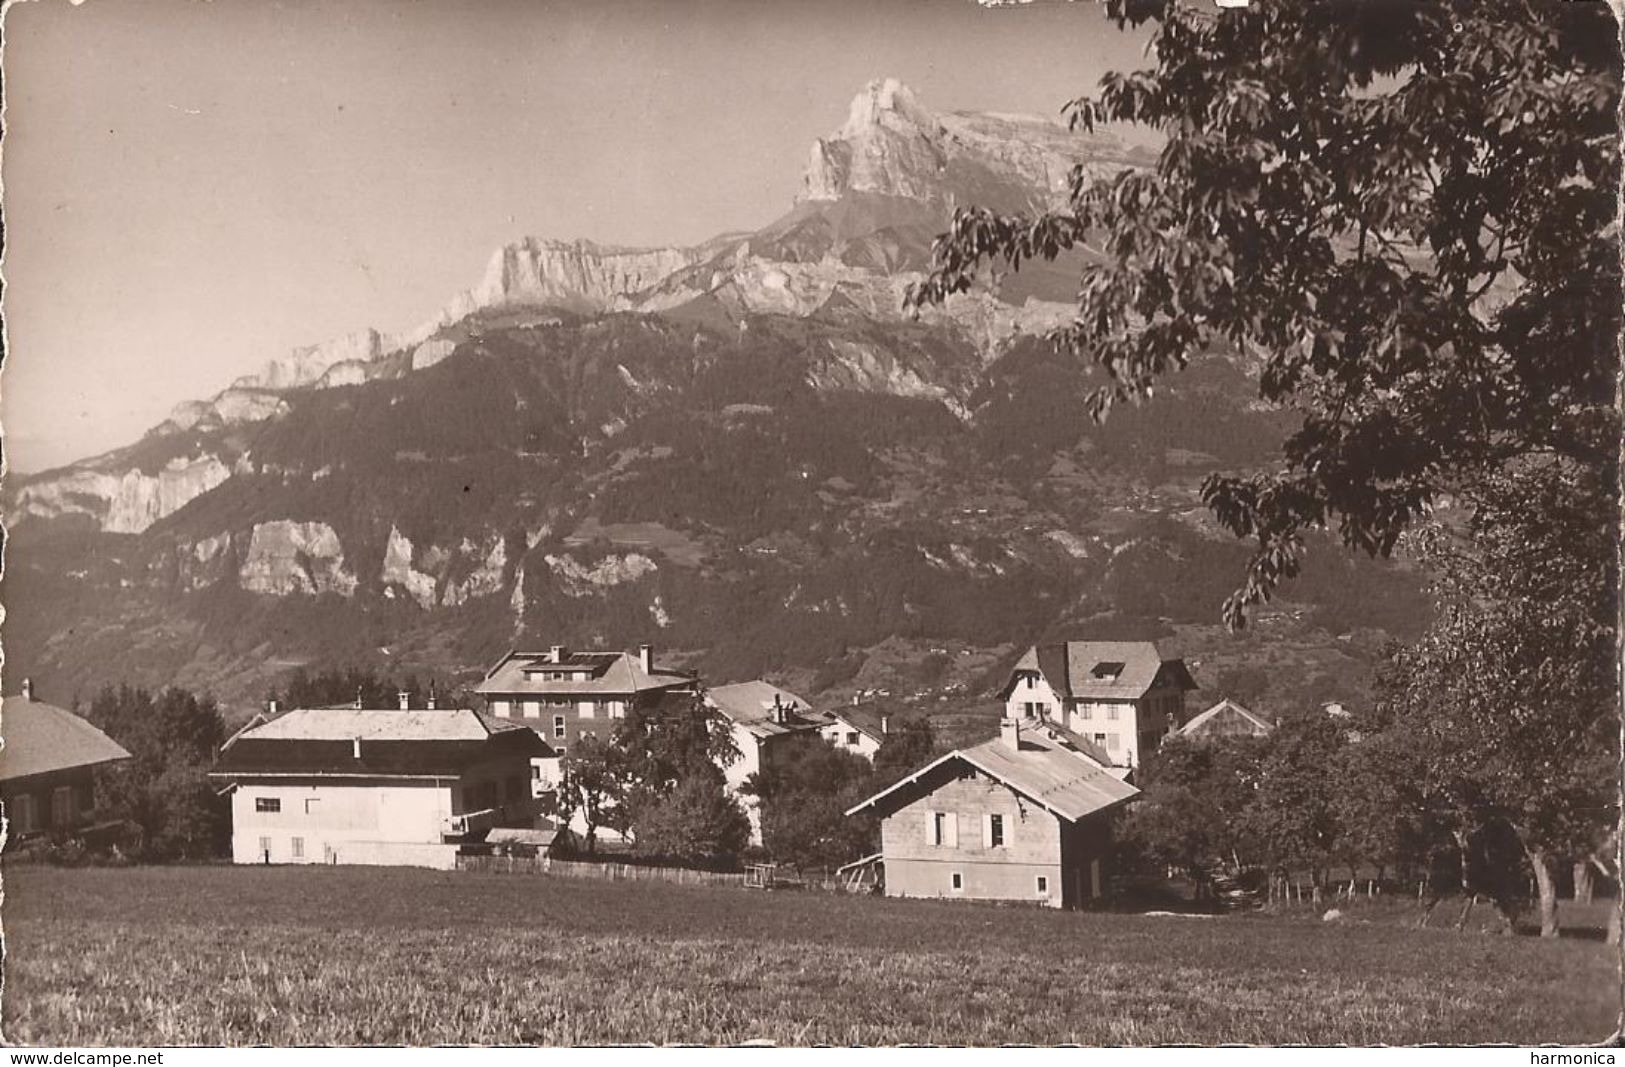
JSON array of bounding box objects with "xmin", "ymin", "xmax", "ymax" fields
[
  {"xmin": 21, "ymin": 678, "xmax": 33, "ymax": 702},
  {"xmin": 881, "ymin": 714, "xmax": 890, "ymax": 735},
  {"xmin": 397, "ymin": 690, "xmax": 410, "ymax": 711},
  {"xmin": 639, "ymin": 643, "xmax": 654, "ymax": 675},
  {"xmin": 550, "ymin": 644, "xmax": 566, "ymax": 664},
  {"xmin": 426, "ymin": 687, "xmax": 436, "ymax": 711},
  {"xmin": 352, "ymin": 737, "xmax": 362, "ymax": 759},
  {"xmin": 1000, "ymin": 717, "xmax": 1022, "ymax": 752},
  {"xmin": 354, "ymin": 686, "xmax": 364, "ymax": 710},
  {"xmin": 267, "ymin": 698, "xmax": 279, "ymax": 717}
]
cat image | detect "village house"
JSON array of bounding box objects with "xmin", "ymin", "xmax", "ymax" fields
[
  {"xmin": 704, "ymin": 680, "xmax": 828, "ymax": 844},
  {"xmin": 211, "ymin": 701, "xmax": 555, "ymax": 869},
  {"xmin": 1000, "ymin": 641, "xmax": 1197, "ymax": 769},
  {"xmin": 819, "ymin": 703, "xmax": 888, "ymax": 760},
  {"xmin": 845, "ymin": 718, "xmax": 1139, "ymax": 908},
  {"xmin": 1178, "ymin": 698, "xmax": 1275, "ymax": 741},
  {"xmin": 475, "ymin": 644, "xmax": 697, "ymax": 753},
  {"xmin": 0, "ymin": 679, "xmax": 132, "ymax": 847}
]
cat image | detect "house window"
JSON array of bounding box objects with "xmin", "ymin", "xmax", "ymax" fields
[
  {"xmin": 291, "ymin": 836, "xmax": 305, "ymax": 859},
  {"xmin": 988, "ymin": 813, "xmax": 1006, "ymax": 848},
  {"xmin": 580, "ymin": 701, "xmax": 595, "ymax": 719},
  {"xmin": 553, "ymin": 715, "xmax": 567, "ymax": 739},
  {"xmin": 1093, "ymin": 733, "xmax": 1107, "ymax": 747},
  {"xmin": 258, "ymin": 835, "xmax": 272, "ymax": 859},
  {"xmin": 1078, "ymin": 704, "xmax": 1092, "ymax": 721},
  {"xmin": 932, "ymin": 812, "xmax": 947, "ymax": 846},
  {"xmin": 951, "ymin": 872, "xmax": 964, "ymax": 892},
  {"xmin": 1025, "ymin": 676, "xmax": 1035, "ymax": 690},
  {"xmin": 1108, "ymin": 705, "xmax": 1120, "ymax": 722},
  {"xmin": 845, "ymin": 731, "xmax": 859, "ymax": 745},
  {"xmin": 523, "ymin": 700, "xmax": 540, "ymax": 720},
  {"xmin": 50, "ymin": 786, "xmax": 74, "ymax": 828},
  {"xmin": 10, "ymin": 794, "xmax": 35, "ymax": 833},
  {"xmin": 1036, "ymin": 876, "xmax": 1049, "ymax": 895},
  {"xmin": 304, "ymin": 798, "xmax": 321, "ymax": 816},
  {"xmin": 1106, "ymin": 733, "xmax": 1120, "ymax": 751},
  {"xmin": 530, "ymin": 765, "xmax": 542, "ymax": 780},
  {"xmin": 256, "ymin": 797, "xmax": 281, "ymax": 814}
]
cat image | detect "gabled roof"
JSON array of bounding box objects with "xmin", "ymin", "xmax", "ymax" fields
[
  {"xmin": 1027, "ymin": 718, "xmax": 1114, "ymax": 769},
  {"xmin": 1005, "ymin": 641, "xmax": 1197, "ymax": 701},
  {"xmin": 705, "ymin": 681, "xmax": 823, "ymax": 739},
  {"xmin": 824, "ymin": 704, "xmax": 888, "ymax": 744},
  {"xmin": 477, "ymin": 649, "xmax": 694, "ymax": 698},
  {"xmin": 0, "ymin": 696, "xmax": 131, "ymax": 782},
  {"xmin": 846, "ymin": 728, "xmax": 1138, "ymax": 824},
  {"xmin": 212, "ymin": 706, "xmax": 552, "ymax": 779},
  {"xmin": 1179, "ymin": 698, "xmax": 1275, "ymax": 738}
]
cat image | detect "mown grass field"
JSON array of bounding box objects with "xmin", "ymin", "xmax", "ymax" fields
[{"xmin": 3, "ymin": 863, "xmax": 1618, "ymax": 1046}]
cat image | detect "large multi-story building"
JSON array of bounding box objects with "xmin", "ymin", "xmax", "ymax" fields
[
  {"xmin": 475, "ymin": 644, "xmax": 697, "ymax": 754},
  {"xmin": 999, "ymin": 641, "xmax": 1197, "ymax": 770}
]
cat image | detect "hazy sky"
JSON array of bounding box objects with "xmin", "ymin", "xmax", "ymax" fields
[{"xmin": 2, "ymin": 0, "xmax": 1149, "ymax": 473}]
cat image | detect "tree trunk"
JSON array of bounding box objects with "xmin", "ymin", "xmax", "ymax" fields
[
  {"xmin": 1574, "ymin": 860, "xmax": 1594, "ymax": 905},
  {"xmin": 1526, "ymin": 844, "xmax": 1559, "ymax": 938}
]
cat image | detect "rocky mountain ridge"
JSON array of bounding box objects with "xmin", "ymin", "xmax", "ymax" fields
[
  {"xmin": 2, "ymin": 80, "xmax": 1423, "ymax": 722},
  {"xmin": 14, "ymin": 80, "xmax": 1122, "ymax": 535}
]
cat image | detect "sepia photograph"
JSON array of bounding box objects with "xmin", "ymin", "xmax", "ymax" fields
[{"xmin": 0, "ymin": 0, "xmax": 1619, "ymax": 1049}]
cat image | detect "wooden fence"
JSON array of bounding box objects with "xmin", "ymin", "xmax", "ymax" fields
[
  {"xmin": 454, "ymin": 853, "xmax": 850, "ymax": 892},
  {"xmin": 455, "ymin": 853, "xmax": 747, "ymax": 887}
]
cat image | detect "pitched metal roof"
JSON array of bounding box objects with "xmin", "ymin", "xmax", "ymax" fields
[
  {"xmin": 705, "ymin": 681, "xmax": 823, "ymax": 739},
  {"xmin": 0, "ymin": 697, "xmax": 131, "ymax": 782},
  {"xmin": 1007, "ymin": 641, "xmax": 1197, "ymax": 701},
  {"xmin": 242, "ymin": 707, "xmax": 528, "ymax": 742},
  {"xmin": 1179, "ymin": 698, "xmax": 1275, "ymax": 738},
  {"xmin": 846, "ymin": 728, "xmax": 1139, "ymax": 823},
  {"xmin": 212, "ymin": 706, "xmax": 551, "ymax": 778},
  {"xmin": 476, "ymin": 649, "xmax": 694, "ymax": 698}
]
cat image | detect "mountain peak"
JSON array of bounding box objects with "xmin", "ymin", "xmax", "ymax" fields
[{"xmin": 839, "ymin": 78, "xmax": 938, "ymax": 140}]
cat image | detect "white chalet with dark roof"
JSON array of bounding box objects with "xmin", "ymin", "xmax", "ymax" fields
[{"xmin": 1001, "ymin": 641, "xmax": 1197, "ymax": 770}]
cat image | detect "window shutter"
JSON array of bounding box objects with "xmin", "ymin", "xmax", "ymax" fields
[
  {"xmin": 983, "ymin": 813, "xmax": 993, "ymax": 848},
  {"xmin": 924, "ymin": 809, "xmax": 936, "ymax": 844},
  {"xmin": 946, "ymin": 813, "xmax": 959, "ymax": 848}
]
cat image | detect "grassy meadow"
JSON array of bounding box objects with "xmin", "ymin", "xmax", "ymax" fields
[{"xmin": 2, "ymin": 863, "xmax": 1618, "ymax": 1046}]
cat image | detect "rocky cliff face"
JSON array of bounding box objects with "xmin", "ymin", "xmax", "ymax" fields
[
  {"xmin": 465, "ymin": 238, "xmax": 708, "ymax": 314},
  {"xmin": 799, "ymin": 78, "xmax": 1148, "ymax": 211},
  {"xmin": 239, "ymin": 520, "xmax": 359, "ymax": 597},
  {"xmin": 235, "ymin": 328, "xmax": 391, "ymax": 391},
  {"xmin": 104, "ymin": 456, "xmax": 234, "ymax": 534}
]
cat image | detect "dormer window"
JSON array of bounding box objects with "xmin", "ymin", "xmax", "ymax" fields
[{"xmin": 1091, "ymin": 661, "xmax": 1126, "ymax": 680}]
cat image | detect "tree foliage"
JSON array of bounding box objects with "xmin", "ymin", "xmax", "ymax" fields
[
  {"xmin": 1373, "ymin": 459, "xmax": 1619, "ymax": 934},
  {"xmin": 87, "ymin": 685, "xmax": 229, "ymax": 861},
  {"xmin": 872, "ymin": 717, "xmax": 938, "ymax": 785},
  {"xmin": 908, "ymin": 0, "xmax": 1619, "ymax": 626},
  {"xmin": 748, "ymin": 734, "xmax": 880, "ymax": 870},
  {"xmin": 550, "ymin": 694, "xmax": 743, "ymax": 858},
  {"xmin": 628, "ymin": 775, "xmax": 751, "ymax": 865}
]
